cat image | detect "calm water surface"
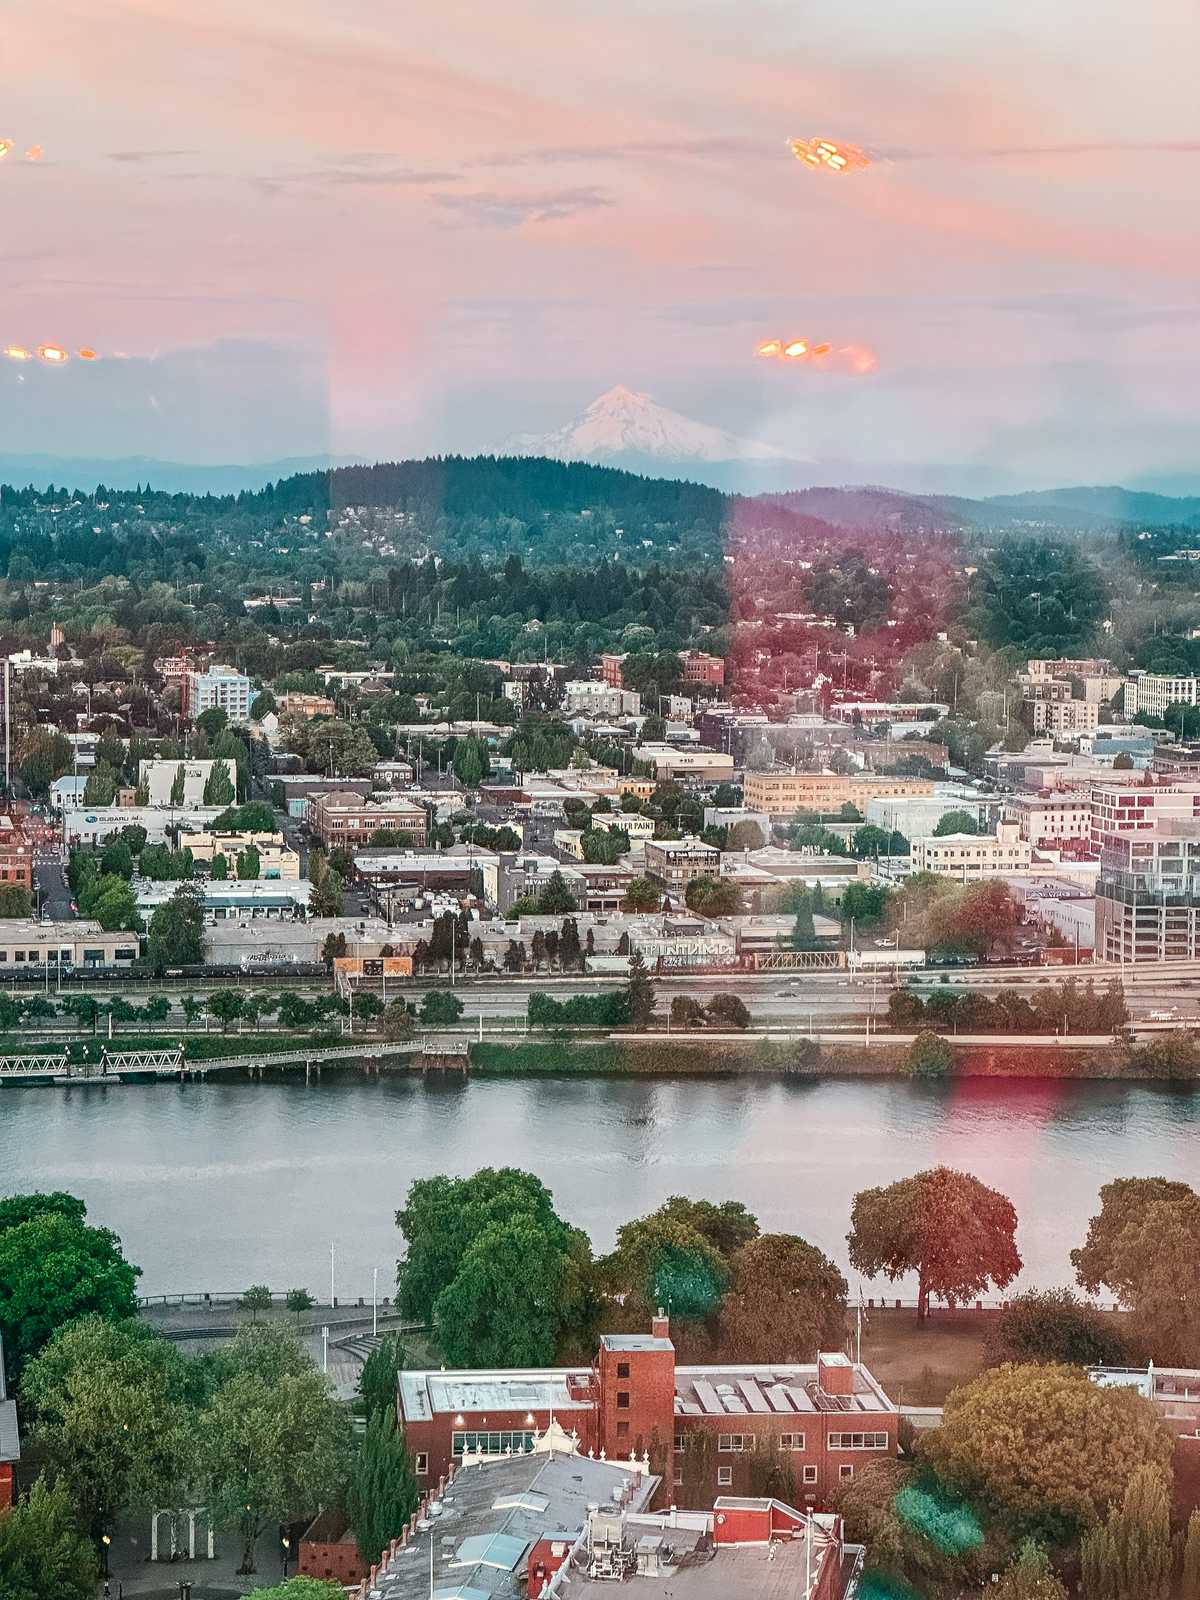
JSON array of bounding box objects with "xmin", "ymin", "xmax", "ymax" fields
[{"xmin": 1, "ymin": 1072, "xmax": 1197, "ymax": 1299}]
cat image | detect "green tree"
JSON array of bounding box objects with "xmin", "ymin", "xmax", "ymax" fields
[
  {"xmin": 169, "ymin": 763, "xmax": 186, "ymax": 806},
  {"xmin": 358, "ymin": 1331, "xmax": 405, "ymax": 1419},
  {"xmin": 99, "ymin": 838, "xmax": 133, "ymax": 880},
  {"xmin": 987, "ymin": 1289, "xmax": 1127, "ymax": 1368},
  {"xmin": 239, "ymin": 1283, "xmax": 273, "ymax": 1321},
  {"xmin": 237, "ymin": 843, "xmax": 261, "ymax": 880},
  {"xmin": 848, "ymin": 1167, "xmax": 1021, "ymax": 1321},
  {"xmin": 308, "ymin": 869, "xmax": 344, "ymax": 918},
  {"xmin": 933, "ymin": 809, "xmax": 979, "ymax": 836},
  {"xmin": 1079, "ymin": 1464, "xmax": 1174, "ymax": 1600},
  {"xmin": 146, "ymin": 881, "xmax": 205, "ymax": 969},
  {"xmin": 284, "ymin": 1288, "xmax": 314, "ymax": 1324},
  {"xmin": 0, "ymin": 1476, "xmax": 96, "ymax": 1600},
  {"xmin": 622, "ymin": 877, "xmax": 661, "ymax": 912},
  {"xmin": 210, "ymin": 851, "xmax": 229, "ymax": 880},
  {"xmin": 718, "ymin": 1233, "xmax": 847, "ymax": 1361},
  {"xmin": 250, "ymin": 690, "xmax": 277, "ymax": 720},
  {"xmin": 0, "ymin": 1192, "xmax": 87, "ymax": 1233},
  {"xmin": 537, "ymin": 869, "xmax": 577, "ymax": 913},
  {"xmin": 82, "ymin": 760, "xmax": 119, "ymax": 806},
  {"xmin": 993, "ymin": 1541, "xmax": 1068, "ymax": 1600},
  {"xmin": 789, "ymin": 889, "xmax": 819, "ymax": 951},
  {"xmin": 903, "ymin": 1030, "xmax": 953, "ymax": 1078},
  {"xmin": 418, "ymin": 991, "xmax": 464, "ymax": 1025},
  {"xmin": 382, "ymin": 1000, "xmax": 415, "ymax": 1042},
  {"xmin": 196, "ymin": 706, "xmax": 229, "ymax": 740},
  {"xmin": 200, "ymin": 1325, "xmax": 351, "ymax": 1574},
  {"xmin": 17, "ymin": 729, "xmax": 74, "ymax": 798},
  {"xmin": 395, "ymin": 1169, "xmax": 592, "ymax": 1360},
  {"xmin": 624, "ymin": 949, "xmax": 656, "ymax": 1027},
  {"xmin": 684, "ymin": 875, "xmax": 743, "ymax": 917},
  {"xmin": 245, "ymin": 1582, "xmax": 342, "ymax": 1600},
  {"xmin": 0, "ymin": 1208, "xmax": 141, "ymax": 1378},
  {"xmin": 705, "ymin": 992, "xmax": 751, "ymax": 1029},
  {"xmin": 1182, "ymin": 1510, "xmax": 1200, "ymax": 1598},
  {"xmin": 346, "ymin": 1406, "xmax": 419, "ymax": 1565},
  {"xmin": 0, "ymin": 885, "xmax": 31, "ymax": 919},
  {"xmin": 921, "ymin": 1363, "xmax": 1172, "ymax": 1540},
  {"xmin": 20, "ymin": 1317, "xmax": 193, "ymax": 1539},
  {"xmin": 203, "ymin": 758, "xmax": 235, "ymax": 807},
  {"xmin": 603, "ymin": 1213, "xmax": 728, "ymax": 1323},
  {"xmin": 1072, "ymin": 1179, "xmax": 1200, "ymax": 1363}
]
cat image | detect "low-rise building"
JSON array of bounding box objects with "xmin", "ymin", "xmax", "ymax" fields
[
  {"xmin": 177, "ymin": 830, "xmax": 300, "ymax": 880},
  {"xmin": 644, "ymin": 837, "xmax": 721, "ymax": 890},
  {"xmin": 205, "ymin": 916, "xmax": 395, "ymax": 967},
  {"xmin": 278, "ymin": 691, "xmax": 337, "ymax": 719},
  {"xmin": 307, "ymin": 791, "xmax": 428, "ymax": 850},
  {"xmin": 563, "ymin": 680, "xmax": 642, "ymax": 718},
  {"xmin": 1124, "ymin": 672, "xmax": 1200, "ymax": 721},
  {"xmin": 910, "ymin": 822, "xmax": 1034, "ymax": 878},
  {"xmin": 1003, "ymin": 792, "xmax": 1093, "ymax": 850},
  {"xmin": 138, "ymin": 759, "xmax": 217, "ymax": 810},
  {"xmin": 65, "ymin": 804, "xmax": 227, "ymax": 847},
  {"xmin": 0, "ymin": 816, "xmax": 32, "ymax": 891},
  {"xmin": 399, "ymin": 1315, "xmax": 896, "ymax": 1509},
  {"xmin": 743, "ymin": 771, "xmax": 934, "ymax": 818},
  {"xmin": 633, "ymin": 746, "xmax": 735, "ymax": 784},
  {"xmin": 677, "ymin": 649, "xmax": 725, "ymax": 688},
  {"xmin": 273, "ymin": 773, "xmax": 373, "ymax": 819},
  {"xmin": 133, "ymin": 879, "xmax": 312, "ymax": 925},
  {"xmin": 0, "ymin": 918, "xmax": 138, "ymax": 970}
]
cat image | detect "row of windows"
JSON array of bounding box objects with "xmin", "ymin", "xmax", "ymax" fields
[
  {"xmin": 451, "ymin": 1430, "xmax": 537, "ymax": 1458},
  {"xmin": 710, "ymin": 1429, "xmax": 887, "ymax": 1455},
  {"xmin": 710, "ymin": 1464, "xmax": 835, "ymax": 1487},
  {"xmin": 828, "ymin": 1432, "xmax": 890, "ymax": 1451},
  {"xmin": 0, "ymin": 948, "xmax": 133, "ymax": 964}
]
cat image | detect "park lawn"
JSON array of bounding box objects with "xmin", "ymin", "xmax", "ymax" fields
[{"xmin": 856, "ymin": 1307, "xmax": 995, "ymax": 1406}]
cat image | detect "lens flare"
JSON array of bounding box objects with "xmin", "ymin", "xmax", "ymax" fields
[
  {"xmin": 0, "ymin": 141, "xmax": 12, "ymax": 161},
  {"xmin": 3, "ymin": 346, "xmax": 32, "ymax": 362},
  {"xmin": 77, "ymin": 348, "xmax": 99, "ymax": 361},
  {"xmin": 24, "ymin": 146, "xmax": 42, "ymax": 162},
  {"xmin": 789, "ymin": 137, "xmax": 871, "ymax": 173},
  {"xmin": 756, "ymin": 338, "xmax": 878, "ymax": 374},
  {"xmin": 37, "ymin": 344, "xmax": 69, "ymax": 365}
]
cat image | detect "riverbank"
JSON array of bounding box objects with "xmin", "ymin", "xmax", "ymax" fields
[{"xmin": 469, "ymin": 1036, "xmax": 1196, "ymax": 1081}]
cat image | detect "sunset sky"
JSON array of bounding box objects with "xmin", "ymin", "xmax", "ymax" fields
[{"xmin": 4, "ymin": 0, "xmax": 1200, "ymax": 487}]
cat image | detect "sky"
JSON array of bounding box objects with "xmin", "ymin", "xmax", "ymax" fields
[{"xmin": 3, "ymin": 0, "xmax": 1200, "ymax": 489}]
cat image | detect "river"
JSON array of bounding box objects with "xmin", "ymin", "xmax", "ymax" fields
[{"xmin": 2, "ymin": 1072, "xmax": 1197, "ymax": 1301}]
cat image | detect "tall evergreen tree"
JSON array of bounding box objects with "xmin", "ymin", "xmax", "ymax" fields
[
  {"xmin": 1182, "ymin": 1510, "xmax": 1200, "ymax": 1598},
  {"xmin": 169, "ymin": 763, "xmax": 186, "ymax": 806},
  {"xmin": 346, "ymin": 1407, "xmax": 419, "ymax": 1566},
  {"xmin": 1080, "ymin": 1465, "xmax": 1174, "ymax": 1600},
  {"xmin": 624, "ymin": 950, "xmax": 657, "ymax": 1027}
]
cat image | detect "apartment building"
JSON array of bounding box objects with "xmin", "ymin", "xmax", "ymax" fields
[
  {"xmin": 1124, "ymin": 673, "xmax": 1200, "ymax": 721},
  {"xmin": 1003, "ymin": 792, "xmax": 1093, "ymax": 850},
  {"xmin": 563, "ymin": 681, "xmax": 642, "ymax": 718},
  {"xmin": 1088, "ymin": 782, "xmax": 1200, "ymax": 851},
  {"xmin": 1028, "ymin": 697, "xmax": 1101, "ymax": 736},
  {"xmin": 743, "ymin": 771, "xmax": 934, "ymax": 818},
  {"xmin": 678, "ymin": 649, "xmax": 725, "ymax": 688},
  {"xmin": 182, "ymin": 663, "xmax": 252, "ymax": 723},
  {"xmin": 910, "ymin": 822, "xmax": 1033, "ymax": 878}
]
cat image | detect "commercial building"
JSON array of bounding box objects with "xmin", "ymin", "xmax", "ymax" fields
[
  {"xmin": 1124, "ymin": 673, "xmax": 1200, "ymax": 721},
  {"xmin": 743, "ymin": 771, "xmax": 933, "ymax": 819},
  {"xmin": 273, "ymin": 773, "xmax": 373, "ymax": 820},
  {"xmin": 177, "ymin": 830, "xmax": 300, "ymax": 879},
  {"xmin": 633, "ymin": 746, "xmax": 736, "ymax": 784},
  {"xmin": 910, "ymin": 821, "xmax": 1033, "ymax": 878},
  {"xmin": 0, "ymin": 816, "xmax": 32, "ymax": 891},
  {"xmin": 138, "ymin": 759, "xmax": 218, "ymax": 810},
  {"xmin": 399, "ymin": 1316, "xmax": 896, "ymax": 1509},
  {"xmin": 0, "ymin": 919, "xmax": 138, "ymax": 970},
  {"xmin": 1088, "ymin": 781, "xmax": 1200, "ymax": 850},
  {"xmin": 677, "ymin": 649, "xmax": 725, "ymax": 688},
  {"xmin": 1151, "ymin": 743, "xmax": 1200, "ymax": 780},
  {"xmin": 65, "ymin": 804, "xmax": 226, "ymax": 848},
  {"xmin": 1094, "ymin": 819, "xmax": 1200, "ymax": 962},
  {"xmin": 644, "ymin": 837, "xmax": 721, "ymax": 890},
  {"xmin": 133, "ymin": 879, "xmax": 312, "ymax": 925},
  {"xmin": 306, "ymin": 791, "xmax": 428, "ymax": 850},
  {"xmin": 205, "ymin": 916, "xmax": 395, "ymax": 968},
  {"xmin": 864, "ymin": 792, "xmax": 992, "ymax": 840},
  {"xmin": 181, "ymin": 663, "xmax": 252, "ymax": 723}
]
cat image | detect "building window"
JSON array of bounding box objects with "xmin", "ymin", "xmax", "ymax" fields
[
  {"xmin": 778, "ymin": 1433, "xmax": 806, "ymax": 1452},
  {"xmin": 802, "ymin": 1466, "xmax": 818, "ymax": 1485},
  {"xmin": 415, "ymin": 1453, "xmax": 428, "ymax": 1476},
  {"xmin": 674, "ymin": 1433, "xmax": 685, "ymax": 1453},
  {"xmin": 617, "ymin": 1361, "xmax": 630, "ymax": 1378},
  {"xmin": 717, "ymin": 1467, "xmax": 733, "ymax": 1487},
  {"xmin": 839, "ymin": 1465, "xmax": 854, "ymax": 1481},
  {"xmin": 673, "ymin": 1468, "xmax": 683, "ymax": 1487},
  {"xmin": 828, "ymin": 1432, "xmax": 890, "ymax": 1451},
  {"xmin": 452, "ymin": 1430, "xmax": 536, "ymax": 1457},
  {"xmin": 717, "ymin": 1434, "xmax": 747, "ymax": 1453},
  {"xmin": 616, "ymin": 1421, "xmax": 629, "ymax": 1439},
  {"xmin": 616, "ymin": 1391, "xmax": 630, "ymax": 1410}
]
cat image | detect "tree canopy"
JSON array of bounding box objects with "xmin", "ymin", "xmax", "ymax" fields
[
  {"xmin": 848, "ymin": 1166, "xmax": 1021, "ymax": 1320},
  {"xmin": 717, "ymin": 1233, "xmax": 847, "ymax": 1362}
]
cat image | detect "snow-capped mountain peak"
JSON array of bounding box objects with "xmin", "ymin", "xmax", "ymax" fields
[{"xmin": 505, "ymin": 385, "xmax": 798, "ymax": 465}]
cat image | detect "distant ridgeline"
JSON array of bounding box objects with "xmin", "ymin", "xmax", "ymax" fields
[{"xmin": 0, "ymin": 455, "xmax": 731, "ymax": 575}]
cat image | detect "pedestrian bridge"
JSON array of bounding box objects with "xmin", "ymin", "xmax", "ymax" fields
[
  {"xmin": 0, "ymin": 1047, "xmax": 185, "ymax": 1083},
  {"xmin": 0, "ymin": 1038, "xmax": 467, "ymax": 1086}
]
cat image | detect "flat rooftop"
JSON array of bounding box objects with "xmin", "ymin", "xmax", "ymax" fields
[
  {"xmin": 674, "ymin": 1362, "xmax": 896, "ymax": 1418},
  {"xmin": 363, "ymin": 1449, "xmax": 657, "ymax": 1600},
  {"xmin": 573, "ymin": 1525, "xmax": 861, "ymax": 1600},
  {"xmin": 399, "ymin": 1369, "xmax": 595, "ymax": 1424}
]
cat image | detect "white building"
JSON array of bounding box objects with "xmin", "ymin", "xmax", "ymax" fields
[
  {"xmin": 563, "ymin": 680, "xmax": 641, "ymax": 718},
  {"xmin": 65, "ymin": 804, "xmax": 227, "ymax": 847},
  {"xmin": 182, "ymin": 663, "xmax": 252, "ymax": 724},
  {"xmin": 910, "ymin": 821, "xmax": 1034, "ymax": 878},
  {"xmin": 1124, "ymin": 674, "xmax": 1200, "ymax": 721},
  {"xmin": 138, "ymin": 759, "xmax": 217, "ymax": 810}
]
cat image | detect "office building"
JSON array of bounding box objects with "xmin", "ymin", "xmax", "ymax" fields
[{"xmin": 182, "ymin": 663, "xmax": 253, "ymax": 724}]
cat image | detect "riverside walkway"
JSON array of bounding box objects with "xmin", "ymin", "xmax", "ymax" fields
[{"xmin": 0, "ymin": 1037, "xmax": 469, "ymax": 1085}]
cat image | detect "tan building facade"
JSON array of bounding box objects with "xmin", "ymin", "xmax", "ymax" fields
[
  {"xmin": 743, "ymin": 771, "xmax": 934, "ymax": 818},
  {"xmin": 910, "ymin": 822, "xmax": 1034, "ymax": 878}
]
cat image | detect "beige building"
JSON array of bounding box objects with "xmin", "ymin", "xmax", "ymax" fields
[
  {"xmin": 0, "ymin": 919, "xmax": 138, "ymax": 970},
  {"xmin": 743, "ymin": 770, "xmax": 934, "ymax": 818},
  {"xmin": 632, "ymin": 745, "xmax": 735, "ymax": 783},
  {"xmin": 179, "ymin": 830, "xmax": 300, "ymax": 880},
  {"xmin": 910, "ymin": 822, "xmax": 1034, "ymax": 878},
  {"xmin": 644, "ymin": 836, "xmax": 721, "ymax": 889},
  {"xmin": 279, "ymin": 691, "xmax": 337, "ymax": 719}
]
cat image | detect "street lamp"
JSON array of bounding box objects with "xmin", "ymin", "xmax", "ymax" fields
[
  {"xmin": 281, "ymin": 1535, "xmax": 291, "ymax": 1576},
  {"xmin": 101, "ymin": 1532, "xmax": 111, "ymax": 1576}
]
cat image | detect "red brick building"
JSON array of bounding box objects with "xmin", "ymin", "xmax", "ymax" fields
[
  {"xmin": 306, "ymin": 790, "xmax": 428, "ymax": 850},
  {"xmin": 600, "ymin": 653, "xmax": 627, "ymax": 688},
  {"xmin": 398, "ymin": 1316, "xmax": 897, "ymax": 1510},
  {"xmin": 678, "ymin": 650, "xmax": 725, "ymax": 689},
  {"xmin": 0, "ymin": 1334, "xmax": 19, "ymax": 1511},
  {"xmin": 0, "ymin": 817, "xmax": 31, "ymax": 892}
]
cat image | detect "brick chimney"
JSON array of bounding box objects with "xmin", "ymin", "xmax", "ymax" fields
[
  {"xmin": 818, "ymin": 1351, "xmax": 855, "ymax": 1396},
  {"xmin": 651, "ymin": 1308, "xmax": 670, "ymax": 1341}
]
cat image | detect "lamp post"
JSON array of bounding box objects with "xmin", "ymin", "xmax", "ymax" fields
[
  {"xmin": 101, "ymin": 1532, "xmax": 111, "ymax": 1576},
  {"xmin": 281, "ymin": 1534, "xmax": 291, "ymax": 1577}
]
